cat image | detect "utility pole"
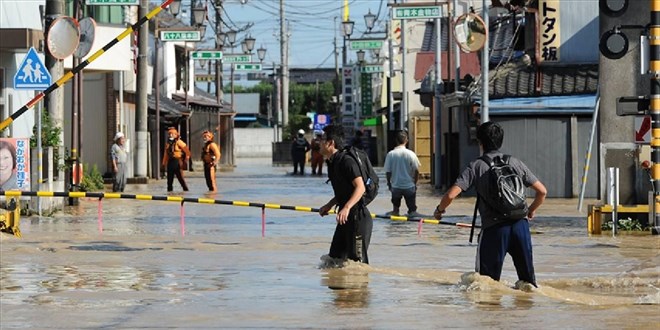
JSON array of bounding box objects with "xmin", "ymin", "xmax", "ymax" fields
[
  {"xmin": 135, "ymin": 0, "xmax": 149, "ymax": 178},
  {"xmin": 334, "ymin": 16, "xmax": 340, "ymax": 116},
  {"xmin": 481, "ymin": 0, "xmax": 489, "ymax": 123},
  {"xmin": 44, "ymin": 0, "xmax": 65, "ymax": 159},
  {"xmin": 215, "ymin": 0, "xmax": 224, "ymax": 154},
  {"xmin": 280, "ymin": 0, "xmax": 289, "ymax": 129}
]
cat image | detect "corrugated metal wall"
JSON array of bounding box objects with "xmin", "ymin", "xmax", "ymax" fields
[
  {"xmin": 559, "ymin": 1, "xmax": 599, "ymax": 64},
  {"xmin": 455, "ymin": 115, "xmax": 598, "ymax": 198},
  {"xmin": 497, "ymin": 116, "xmax": 598, "ymax": 198}
]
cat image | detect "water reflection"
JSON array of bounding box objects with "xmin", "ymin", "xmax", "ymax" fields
[{"xmin": 321, "ymin": 268, "xmax": 370, "ymax": 309}]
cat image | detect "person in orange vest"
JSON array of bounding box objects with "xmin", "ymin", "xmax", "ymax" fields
[
  {"xmin": 201, "ymin": 130, "xmax": 221, "ymax": 192},
  {"xmin": 310, "ymin": 130, "xmax": 324, "ymax": 175},
  {"xmin": 161, "ymin": 127, "xmax": 191, "ymax": 192}
]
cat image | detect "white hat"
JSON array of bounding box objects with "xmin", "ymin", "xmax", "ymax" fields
[
  {"xmin": 114, "ymin": 132, "xmax": 124, "ymax": 141},
  {"xmin": 298, "ymin": 129, "xmax": 305, "ymax": 135}
]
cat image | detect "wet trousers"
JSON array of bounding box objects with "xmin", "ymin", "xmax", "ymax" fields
[
  {"xmin": 203, "ymin": 163, "xmax": 217, "ymax": 191},
  {"xmin": 311, "ymin": 152, "xmax": 323, "ymax": 175},
  {"xmin": 292, "ymin": 154, "xmax": 306, "ymax": 175},
  {"xmin": 112, "ymin": 162, "xmax": 127, "ymax": 192},
  {"xmin": 329, "ymin": 205, "xmax": 373, "ymax": 264},
  {"xmin": 390, "ymin": 187, "xmax": 417, "ymax": 213},
  {"xmin": 167, "ymin": 159, "xmax": 189, "ymax": 192},
  {"xmin": 476, "ymin": 219, "xmax": 536, "ymax": 286}
]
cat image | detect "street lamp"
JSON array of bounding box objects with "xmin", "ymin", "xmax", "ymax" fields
[
  {"xmin": 216, "ymin": 31, "xmax": 226, "ymax": 46},
  {"xmin": 364, "ymin": 10, "xmax": 376, "ymax": 32},
  {"xmin": 356, "ymin": 49, "xmax": 365, "ymax": 63},
  {"xmin": 226, "ymin": 29, "xmax": 237, "ymax": 50},
  {"xmin": 192, "ymin": 0, "xmax": 206, "ymax": 26},
  {"xmin": 341, "ymin": 19, "xmax": 354, "ymax": 66},
  {"xmin": 244, "ymin": 34, "xmax": 256, "ymax": 52},
  {"xmin": 257, "ymin": 45, "xmax": 267, "ymax": 62},
  {"xmin": 342, "ymin": 20, "xmax": 354, "ymax": 38},
  {"xmin": 169, "ymin": 0, "xmax": 181, "ymax": 15}
]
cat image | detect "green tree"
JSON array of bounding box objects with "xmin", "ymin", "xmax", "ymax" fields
[
  {"xmin": 30, "ymin": 110, "xmax": 62, "ymax": 148},
  {"xmin": 224, "ymin": 79, "xmax": 337, "ymax": 139}
]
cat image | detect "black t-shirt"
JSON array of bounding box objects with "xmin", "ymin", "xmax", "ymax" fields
[{"xmin": 327, "ymin": 150, "xmax": 363, "ymax": 207}]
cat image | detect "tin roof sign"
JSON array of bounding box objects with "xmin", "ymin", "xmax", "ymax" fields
[{"xmin": 14, "ymin": 47, "xmax": 51, "ymax": 90}]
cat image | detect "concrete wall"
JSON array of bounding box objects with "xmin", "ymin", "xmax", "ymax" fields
[{"xmin": 235, "ymin": 128, "xmax": 275, "ymax": 158}]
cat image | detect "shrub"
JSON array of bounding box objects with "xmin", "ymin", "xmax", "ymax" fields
[{"xmin": 78, "ymin": 164, "xmax": 105, "ymax": 192}]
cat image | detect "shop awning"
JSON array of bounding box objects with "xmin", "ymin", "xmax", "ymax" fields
[{"xmin": 485, "ymin": 94, "xmax": 597, "ymax": 115}]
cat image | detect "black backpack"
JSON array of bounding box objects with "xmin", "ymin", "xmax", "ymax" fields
[
  {"xmin": 342, "ymin": 146, "xmax": 379, "ymax": 206},
  {"xmin": 479, "ymin": 154, "xmax": 528, "ymax": 220}
]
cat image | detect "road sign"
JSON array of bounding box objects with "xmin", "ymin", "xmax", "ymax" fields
[
  {"xmin": 191, "ymin": 51, "xmax": 222, "ymax": 60},
  {"xmin": 160, "ymin": 30, "xmax": 201, "ymax": 42},
  {"xmin": 393, "ymin": 6, "xmax": 444, "ymax": 19},
  {"xmin": 13, "ymin": 47, "xmax": 51, "ymax": 90},
  {"xmin": 223, "ymin": 54, "xmax": 252, "ymax": 63},
  {"xmin": 86, "ymin": 0, "xmax": 139, "ymax": 4},
  {"xmin": 361, "ymin": 65, "xmax": 383, "ymax": 73},
  {"xmin": 234, "ymin": 63, "xmax": 262, "ymax": 71},
  {"xmin": 350, "ymin": 39, "xmax": 384, "ymax": 50},
  {"xmin": 195, "ymin": 75, "xmax": 215, "ymax": 82}
]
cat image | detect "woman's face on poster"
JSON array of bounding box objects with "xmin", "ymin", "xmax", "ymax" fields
[{"xmin": 0, "ymin": 148, "xmax": 14, "ymax": 184}]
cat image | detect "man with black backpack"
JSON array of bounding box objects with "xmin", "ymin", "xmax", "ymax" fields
[
  {"xmin": 318, "ymin": 124, "xmax": 374, "ymax": 264},
  {"xmin": 433, "ymin": 122, "xmax": 547, "ymax": 288}
]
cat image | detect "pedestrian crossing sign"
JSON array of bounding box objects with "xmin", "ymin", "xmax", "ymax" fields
[{"xmin": 13, "ymin": 47, "xmax": 51, "ymax": 90}]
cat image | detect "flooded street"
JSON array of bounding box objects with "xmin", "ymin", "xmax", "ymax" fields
[{"xmin": 1, "ymin": 158, "xmax": 659, "ymax": 329}]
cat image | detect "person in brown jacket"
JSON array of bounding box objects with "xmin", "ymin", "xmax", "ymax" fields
[
  {"xmin": 201, "ymin": 130, "xmax": 221, "ymax": 192},
  {"xmin": 310, "ymin": 130, "xmax": 324, "ymax": 175},
  {"xmin": 162, "ymin": 127, "xmax": 191, "ymax": 192}
]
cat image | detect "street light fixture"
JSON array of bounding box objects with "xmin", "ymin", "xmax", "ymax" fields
[
  {"xmin": 356, "ymin": 49, "xmax": 365, "ymax": 63},
  {"xmin": 226, "ymin": 29, "xmax": 237, "ymax": 48},
  {"xmin": 192, "ymin": 0, "xmax": 206, "ymax": 27},
  {"xmin": 244, "ymin": 34, "xmax": 256, "ymax": 53},
  {"xmin": 257, "ymin": 44, "xmax": 267, "ymax": 62},
  {"xmin": 169, "ymin": 0, "xmax": 181, "ymax": 15},
  {"xmin": 364, "ymin": 10, "xmax": 376, "ymax": 32},
  {"xmin": 216, "ymin": 31, "xmax": 226, "ymax": 46},
  {"xmin": 241, "ymin": 40, "xmax": 248, "ymax": 54},
  {"xmin": 342, "ymin": 19, "xmax": 354, "ymax": 38}
]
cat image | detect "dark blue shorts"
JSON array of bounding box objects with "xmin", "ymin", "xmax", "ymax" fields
[{"xmin": 476, "ymin": 218, "xmax": 536, "ymax": 286}]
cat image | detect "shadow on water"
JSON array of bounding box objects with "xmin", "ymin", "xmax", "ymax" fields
[{"xmin": 68, "ymin": 242, "xmax": 163, "ymax": 252}]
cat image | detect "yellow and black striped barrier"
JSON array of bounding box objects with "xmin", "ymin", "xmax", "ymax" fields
[
  {"xmin": 0, "ymin": 0, "xmax": 174, "ymax": 132},
  {"xmin": 1, "ymin": 190, "xmax": 478, "ymax": 237}
]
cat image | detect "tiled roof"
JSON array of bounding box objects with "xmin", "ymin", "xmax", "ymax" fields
[{"xmin": 488, "ymin": 61, "xmax": 598, "ymax": 99}]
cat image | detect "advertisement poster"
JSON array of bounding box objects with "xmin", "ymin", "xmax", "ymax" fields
[{"xmin": 0, "ymin": 138, "xmax": 30, "ymax": 191}]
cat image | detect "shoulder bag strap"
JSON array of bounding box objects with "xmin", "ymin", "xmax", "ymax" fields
[{"xmin": 469, "ymin": 195, "xmax": 479, "ymax": 244}]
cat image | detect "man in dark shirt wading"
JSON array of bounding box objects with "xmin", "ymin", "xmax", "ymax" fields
[
  {"xmin": 434, "ymin": 121, "xmax": 547, "ymax": 288},
  {"xmin": 318, "ymin": 125, "xmax": 373, "ymax": 264}
]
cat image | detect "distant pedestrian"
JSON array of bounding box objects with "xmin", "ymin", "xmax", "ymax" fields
[
  {"xmin": 383, "ymin": 131, "xmax": 421, "ymax": 217},
  {"xmin": 433, "ymin": 121, "xmax": 547, "ymax": 289},
  {"xmin": 318, "ymin": 124, "xmax": 373, "ymax": 265},
  {"xmin": 291, "ymin": 129, "xmax": 310, "ymax": 175},
  {"xmin": 350, "ymin": 130, "xmax": 364, "ymax": 150},
  {"xmin": 201, "ymin": 130, "xmax": 221, "ymax": 192},
  {"xmin": 310, "ymin": 130, "xmax": 324, "ymax": 175},
  {"xmin": 110, "ymin": 132, "xmax": 128, "ymax": 192},
  {"xmin": 161, "ymin": 127, "xmax": 191, "ymax": 192}
]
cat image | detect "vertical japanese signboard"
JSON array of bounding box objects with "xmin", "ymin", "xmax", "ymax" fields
[
  {"xmin": 0, "ymin": 138, "xmax": 30, "ymax": 191},
  {"xmin": 361, "ymin": 73, "xmax": 372, "ymax": 117},
  {"xmin": 538, "ymin": 0, "xmax": 561, "ymax": 63},
  {"xmin": 342, "ymin": 65, "xmax": 355, "ymax": 117}
]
